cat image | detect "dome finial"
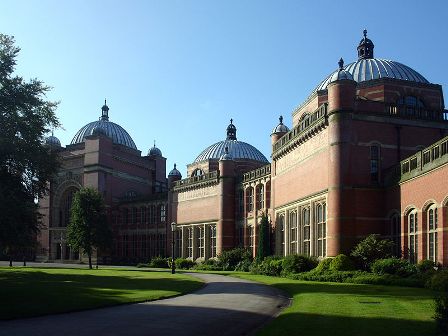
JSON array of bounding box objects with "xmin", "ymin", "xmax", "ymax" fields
[
  {"xmin": 338, "ymin": 58, "xmax": 344, "ymax": 70},
  {"xmin": 226, "ymin": 118, "xmax": 237, "ymax": 140},
  {"xmin": 279, "ymin": 115, "xmax": 283, "ymax": 124},
  {"xmin": 174, "ymin": 163, "xmax": 176, "ymax": 169},
  {"xmin": 357, "ymin": 29, "xmax": 374, "ymax": 60},
  {"xmin": 101, "ymin": 99, "xmax": 109, "ymax": 121}
]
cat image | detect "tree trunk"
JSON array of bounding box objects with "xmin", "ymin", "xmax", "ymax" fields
[
  {"xmin": 9, "ymin": 257, "xmax": 12, "ymax": 267},
  {"xmin": 88, "ymin": 253, "xmax": 92, "ymax": 269}
]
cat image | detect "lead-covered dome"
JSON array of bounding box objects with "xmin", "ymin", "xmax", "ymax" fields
[
  {"xmin": 194, "ymin": 119, "xmax": 269, "ymax": 164},
  {"xmin": 313, "ymin": 30, "xmax": 429, "ymax": 93},
  {"xmin": 71, "ymin": 100, "xmax": 137, "ymax": 150},
  {"xmin": 45, "ymin": 134, "xmax": 61, "ymax": 147}
]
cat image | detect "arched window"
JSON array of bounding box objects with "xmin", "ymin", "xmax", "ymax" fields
[
  {"xmin": 397, "ymin": 96, "xmax": 425, "ymax": 118},
  {"xmin": 59, "ymin": 187, "xmax": 78, "ymax": 227},
  {"xmin": 427, "ymin": 205, "xmax": 438, "ymax": 263},
  {"xmin": 246, "ymin": 187, "xmax": 254, "ymax": 213},
  {"xmin": 192, "ymin": 168, "xmax": 204, "ymax": 177},
  {"xmin": 390, "ymin": 213, "xmax": 401, "ymax": 257},
  {"xmin": 316, "ymin": 203, "xmax": 327, "ymax": 258},
  {"xmin": 408, "ymin": 210, "xmax": 418, "ymax": 264},
  {"xmin": 302, "ymin": 208, "xmax": 311, "ymax": 256},
  {"xmin": 256, "ymin": 184, "xmax": 264, "ymax": 210},
  {"xmin": 289, "ymin": 211, "xmax": 297, "ymax": 254},
  {"xmin": 265, "ymin": 181, "xmax": 271, "ymax": 209}
]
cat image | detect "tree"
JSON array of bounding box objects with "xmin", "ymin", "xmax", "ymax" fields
[
  {"xmin": 67, "ymin": 188, "xmax": 112, "ymax": 269},
  {"xmin": 256, "ymin": 213, "xmax": 270, "ymax": 260},
  {"xmin": 350, "ymin": 234, "xmax": 394, "ymax": 270},
  {"xmin": 0, "ymin": 34, "xmax": 60, "ymax": 262}
]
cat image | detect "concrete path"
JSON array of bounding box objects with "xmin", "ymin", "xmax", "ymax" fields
[{"xmin": 0, "ymin": 271, "xmax": 290, "ymax": 336}]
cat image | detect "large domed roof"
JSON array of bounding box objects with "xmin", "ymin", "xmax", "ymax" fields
[
  {"xmin": 193, "ymin": 119, "xmax": 269, "ymax": 164},
  {"xmin": 313, "ymin": 30, "xmax": 429, "ymax": 93},
  {"xmin": 70, "ymin": 100, "xmax": 137, "ymax": 150}
]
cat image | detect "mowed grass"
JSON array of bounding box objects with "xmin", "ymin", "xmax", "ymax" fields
[
  {"xmin": 229, "ymin": 273, "xmax": 437, "ymax": 336},
  {"xmin": 0, "ymin": 267, "xmax": 203, "ymax": 320}
]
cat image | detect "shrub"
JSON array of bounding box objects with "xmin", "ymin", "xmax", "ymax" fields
[
  {"xmin": 313, "ymin": 257, "xmax": 333, "ymax": 273},
  {"xmin": 347, "ymin": 273, "xmax": 424, "ymax": 287},
  {"xmin": 371, "ymin": 258, "xmax": 417, "ymax": 277},
  {"xmin": 417, "ymin": 259, "xmax": 436, "ymax": 273},
  {"xmin": 253, "ymin": 256, "xmax": 283, "ymax": 276},
  {"xmin": 194, "ymin": 258, "xmax": 222, "ymax": 271},
  {"xmin": 281, "ymin": 254, "xmax": 318, "ymax": 275},
  {"xmin": 429, "ymin": 270, "xmax": 448, "ymax": 333},
  {"xmin": 149, "ymin": 256, "xmax": 169, "ymax": 268},
  {"xmin": 292, "ymin": 270, "xmax": 364, "ymax": 283},
  {"xmin": 329, "ymin": 254, "xmax": 355, "ymax": 271},
  {"xmin": 350, "ymin": 234, "xmax": 394, "ymax": 270},
  {"xmin": 175, "ymin": 258, "xmax": 196, "ymax": 270},
  {"xmin": 235, "ymin": 259, "xmax": 253, "ymax": 272},
  {"xmin": 218, "ymin": 248, "xmax": 252, "ymax": 271}
]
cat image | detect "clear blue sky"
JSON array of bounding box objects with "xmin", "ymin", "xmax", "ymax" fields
[{"xmin": 2, "ymin": 1, "xmax": 448, "ymax": 177}]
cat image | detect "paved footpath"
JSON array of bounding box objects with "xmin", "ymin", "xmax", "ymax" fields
[{"xmin": 0, "ymin": 266, "xmax": 290, "ymax": 336}]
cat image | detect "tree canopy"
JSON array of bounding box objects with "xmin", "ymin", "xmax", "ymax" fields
[
  {"xmin": 256, "ymin": 213, "xmax": 270, "ymax": 260},
  {"xmin": 0, "ymin": 34, "xmax": 60, "ymax": 259},
  {"xmin": 67, "ymin": 188, "xmax": 112, "ymax": 269}
]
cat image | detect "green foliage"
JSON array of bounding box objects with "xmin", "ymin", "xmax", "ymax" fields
[
  {"xmin": 256, "ymin": 213, "xmax": 270, "ymax": 260},
  {"xmin": 252, "ymin": 256, "xmax": 284, "ymax": 276},
  {"xmin": 314, "ymin": 257, "xmax": 333, "ymax": 273},
  {"xmin": 67, "ymin": 188, "xmax": 112, "ymax": 269},
  {"xmin": 0, "ymin": 34, "xmax": 60, "ymax": 256},
  {"xmin": 217, "ymin": 248, "xmax": 253, "ymax": 271},
  {"xmin": 416, "ymin": 259, "xmax": 436, "ymax": 274},
  {"xmin": 235, "ymin": 259, "xmax": 253, "ymax": 272},
  {"xmin": 149, "ymin": 257, "xmax": 169, "ymax": 268},
  {"xmin": 281, "ymin": 254, "xmax": 318, "ymax": 275},
  {"xmin": 350, "ymin": 234, "xmax": 394, "ymax": 270},
  {"xmin": 429, "ymin": 270, "xmax": 448, "ymax": 333},
  {"xmin": 194, "ymin": 259, "xmax": 222, "ymax": 271},
  {"xmin": 371, "ymin": 258, "xmax": 417, "ymax": 277},
  {"xmin": 175, "ymin": 258, "xmax": 196, "ymax": 270},
  {"xmin": 329, "ymin": 254, "xmax": 355, "ymax": 271},
  {"xmin": 291, "ymin": 270, "xmax": 365, "ymax": 283}
]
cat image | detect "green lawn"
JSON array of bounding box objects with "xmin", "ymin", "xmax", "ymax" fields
[
  {"xmin": 0, "ymin": 267, "xmax": 203, "ymax": 320},
  {"xmin": 229, "ymin": 273, "xmax": 437, "ymax": 336}
]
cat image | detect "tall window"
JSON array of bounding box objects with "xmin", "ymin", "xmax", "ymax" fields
[
  {"xmin": 256, "ymin": 184, "xmax": 264, "ymax": 210},
  {"xmin": 187, "ymin": 227, "xmax": 193, "ymax": 259},
  {"xmin": 246, "ymin": 187, "xmax": 254, "ymax": 213},
  {"xmin": 277, "ymin": 215, "xmax": 285, "ymax": 256},
  {"xmin": 210, "ymin": 225, "xmax": 217, "ymax": 258},
  {"xmin": 237, "ymin": 189, "xmax": 244, "ymax": 217},
  {"xmin": 176, "ymin": 230, "xmax": 182, "ymax": 258},
  {"xmin": 289, "ymin": 211, "xmax": 297, "ymax": 254},
  {"xmin": 408, "ymin": 211, "xmax": 418, "ymax": 264},
  {"xmin": 370, "ymin": 145, "xmax": 380, "ymax": 182},
  {"xmin": 60, "ymin": 188, "xmax": 77, "ymax": 227},
  {"xmin": 390, "ymin": 213, "xmax": 401, "ymax": 257},
  {"xmin": 302, "ymin": 208, "xmax": 311, "ymax": 256},
  {"xmin": 428, "ymin": 206, "xmax": 438, "ymax": 263},
  {"xmin": 316, "ymin": 203, "xmax": 327, "ymax": 257},
  {"xmin": 160, "ymin": 204, "xmax": 166, "ymax": 222},
  {"xmin": 198, "ymin": 226, "xmax": 205, "ymax": 259},
  {"xmin": 249, "ymin": 226, "xmax": 255, "ymax": 249}
]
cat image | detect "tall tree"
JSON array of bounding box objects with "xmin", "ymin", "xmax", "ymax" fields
[
  {"xmin": 256, "ymin": 213, "xmax": 270, "ymax": 260},
  {"xmin": 67, "ymin": 188, "xmax": 112, "ymax": 269},
  {"xmin": 0, "ymin": 34, "xmax": 60, "ymax": 262}
]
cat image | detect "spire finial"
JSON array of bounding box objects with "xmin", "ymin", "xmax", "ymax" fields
[
  {"xmin": 230, "ymin": 118, "xmax": 233, "ymax": 124},
  {"xmin": 154, "ymin": 140, "xmax": 156, "ymax": 147},
  {"xmin": 279, "ymin": 115, "xmax": 283, "ymax": 124},
  {"xmin": 101, "ymin": 99, "xmax": 109, "ymax": 121},
  {"xmin": 226, "ymin": 118, "xmax": 237, "ymax": 140},
  {"xmin": 174, "ymin": 163, "xmax": 177, "ymax": 169},
  {"xmin": 357, "ymin": 29, "xmax": 374, "ymax": 60},
  {"xmin": 363, "ymin": 29, "xmax": 367, "ymax": 38},
  {"xmin": 338, "ymin": 57, "xmax": 344, "ymax": 70}
]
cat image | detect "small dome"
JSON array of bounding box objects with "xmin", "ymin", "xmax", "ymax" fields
[
  {"xmin": 271, "ymin": 115, "xmax": 289, "ymax": 134},
  {"xmin": 329, "ymin": 58, "xmax": 354, "ymax": 83},
  {"xmin": 45, "ymin": 135, "xmax": 61, "ymax": 147},
  {"xmin": 168, "ymin": 164, "xmax": 182, "ymax": 177},
  {"xmin": 148, "ymin": 141, "xmax": 162, "ymax": 156},
  {"xmin": 194, "ymin": 120, "xmax": 268, "ymax": 164},
  {"xmin": 219, "ymin": 146, "xmax": 233, "ymax": 161},
  {"xmin": 71, "ymin": 101, "xmax": 137, "ymax": 150}
]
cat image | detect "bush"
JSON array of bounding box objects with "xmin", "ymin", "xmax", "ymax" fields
[
  {"xmin": 175, "ymin": 258, "xmax": 196, "ymax": 270},
  {"xmin": 194, "ymin": 259, "xmax": 223, "ymax": 271},
  {"xmin": 347, "ymin": 273, "xmax": 424, "ymax": 287},
  {"xmin": 281, "ymin": 254, "xmax": 318, "ymax": 275},
  {"xmin": 429, "ymin": 270, "xmax": 448, "ymax": 334},
  {"xmin": 417, "ymin": 259, "xmax": 436, "ymax": 273},
  {"xmin": 371, "ymin": 258, "xmax": 417, "ymax": 277},
  {"xmin": 235, "ymin": 259, "xmax": 253, "ymax": 272},
  {"xmin": 351, "ymin": 234, "xmax": 394, "ymax": 270},
  {"xmin": 329, "ymin": 254, "xmax": 355, "ymax": 271},
  {"xmin": 292, "ymin": 270, "xmax": 364, "ymax": 282},
  {"xmin": 218, "ymin": 248, "xmax": 252, "ymax": 271},
  {"xmin": 252, "ymin": 256, "xmax": 283, "ymax": 276},
  {"xmin": 314, "ymin": 257, "xmax": 333, "ymax": 273},
  {"xmin": 149, "ymin": 256, "xmax": 169, "ymax": 268}
]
